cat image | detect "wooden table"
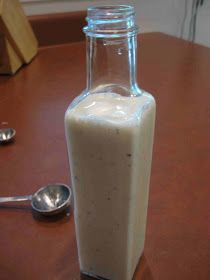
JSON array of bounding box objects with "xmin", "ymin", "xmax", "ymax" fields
[{"xmin": 0, "ymin": 33, "xmax": 209, "ymax": 280}]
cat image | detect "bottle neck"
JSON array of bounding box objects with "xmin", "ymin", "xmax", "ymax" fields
[
  {"xmin": 86, "ymin": 35, "xmax": 139, "ymax": 96},
  {"xmin": 84, "ymin": 5, "xmax": 140, "ymax": 96}
]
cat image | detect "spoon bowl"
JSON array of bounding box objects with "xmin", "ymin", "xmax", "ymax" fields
[
  {"xmin": 0, "ymin": 128, "xmax": 16, "ymax": 143},
  {"xmin": 32, "ymin": 184, "xmax": 71, "ymax": 215}
]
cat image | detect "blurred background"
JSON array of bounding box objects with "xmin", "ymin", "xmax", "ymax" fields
[{"xmin": 20, "ymin": 0, "xmax": 210, "ymax": 47}]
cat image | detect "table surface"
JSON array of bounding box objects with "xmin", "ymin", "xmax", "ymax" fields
[{"xmin": 0, "ymin": 33, "xmax": 209, "ymax": 280}]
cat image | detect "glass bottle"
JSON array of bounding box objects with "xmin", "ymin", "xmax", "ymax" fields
[{"xmin": 65, "ymin": 5, "xmax": 156, "ymax": 280}]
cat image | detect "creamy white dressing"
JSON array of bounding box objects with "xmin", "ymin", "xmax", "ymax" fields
[{"xmin": 65, "ymin": 92, "xmax": 156, "ymax": 280}]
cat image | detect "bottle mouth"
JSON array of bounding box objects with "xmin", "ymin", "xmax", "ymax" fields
[
  {"xmin": 84, "ymin": 5, "xmax": 138, "ymax": 38},
  {"xmin": 87, "ymin": 5, "xmax": 135, "ymax": 19}
]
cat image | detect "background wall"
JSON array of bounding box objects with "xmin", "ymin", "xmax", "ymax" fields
[
  {"xmin": 20, "ymin": 0, "xmax": 210, "ymax": 47},
  {"xmin": 195, "ymin": 1, "xmax": 210, "ymax": 47}
]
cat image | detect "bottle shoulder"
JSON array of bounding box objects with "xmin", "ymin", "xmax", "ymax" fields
[
  {"xmin": 140, "ymin": 89, "xmax": 156, "ymax": 104},
  {"xmin": 65, "ymin": 91, "xmax": 155, "ymax": 125}
]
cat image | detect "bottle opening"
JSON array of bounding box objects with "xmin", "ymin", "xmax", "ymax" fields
[
  {"xmin": 84, "ymin": 5, "xmax": 138, "ymax": 38},
  {"xmin": 87, "ymin": 5, "xmax": 135, "ymax": 18}
]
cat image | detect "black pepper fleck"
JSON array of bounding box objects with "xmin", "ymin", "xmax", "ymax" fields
[
  {"xmin": 97, "ymin": 156, "xmax": 103, "ymax": 160},
  {"xmin": 74, "ymin": 175, "xmax": 79, "ymax": 181},
  {"xmin": 115, "ymin": 128, "xmax": 120, "ymax": 134},
  {"xmin": 126, "ymin": 153, "xmax": 132, "ymax": 157}
]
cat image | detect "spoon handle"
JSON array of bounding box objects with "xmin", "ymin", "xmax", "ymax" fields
[{"xmin": 0, "ymin": 195, "xmax": 32, "ymax": 203}]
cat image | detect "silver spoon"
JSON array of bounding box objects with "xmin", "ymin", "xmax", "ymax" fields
[
  {"xmin": 0, "ymin": 128, "xmax": 16, "ymax": 143},
  {"xmin": 0, "ymin": 184, "xmax": 71, "ymax": 216}
]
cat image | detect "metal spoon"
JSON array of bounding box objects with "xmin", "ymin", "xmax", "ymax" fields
[
  {"xmin": 0, "ymin": 184, "xmax": 71, "ymax": 216},
  {"xmin": 0, "ymin": 128, "xmax": 16, "ymax": 143}
]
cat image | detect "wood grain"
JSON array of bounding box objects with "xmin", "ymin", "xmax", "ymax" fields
[
  {"xmin": 0, "ymin": 0, "xmax": 38, "ymax": 63},
  {"xmin": 0, "ymin": 34, "xmax": 22, "ymax": 74}
]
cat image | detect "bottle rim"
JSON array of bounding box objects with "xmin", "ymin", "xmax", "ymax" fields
[
  {"xmin": 87, "ymin": 5, "xmax": 135, "ymax": 18},
  {"xmin": 84, "ymin": 5, "xmax": 138, "ymax": 38}
]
